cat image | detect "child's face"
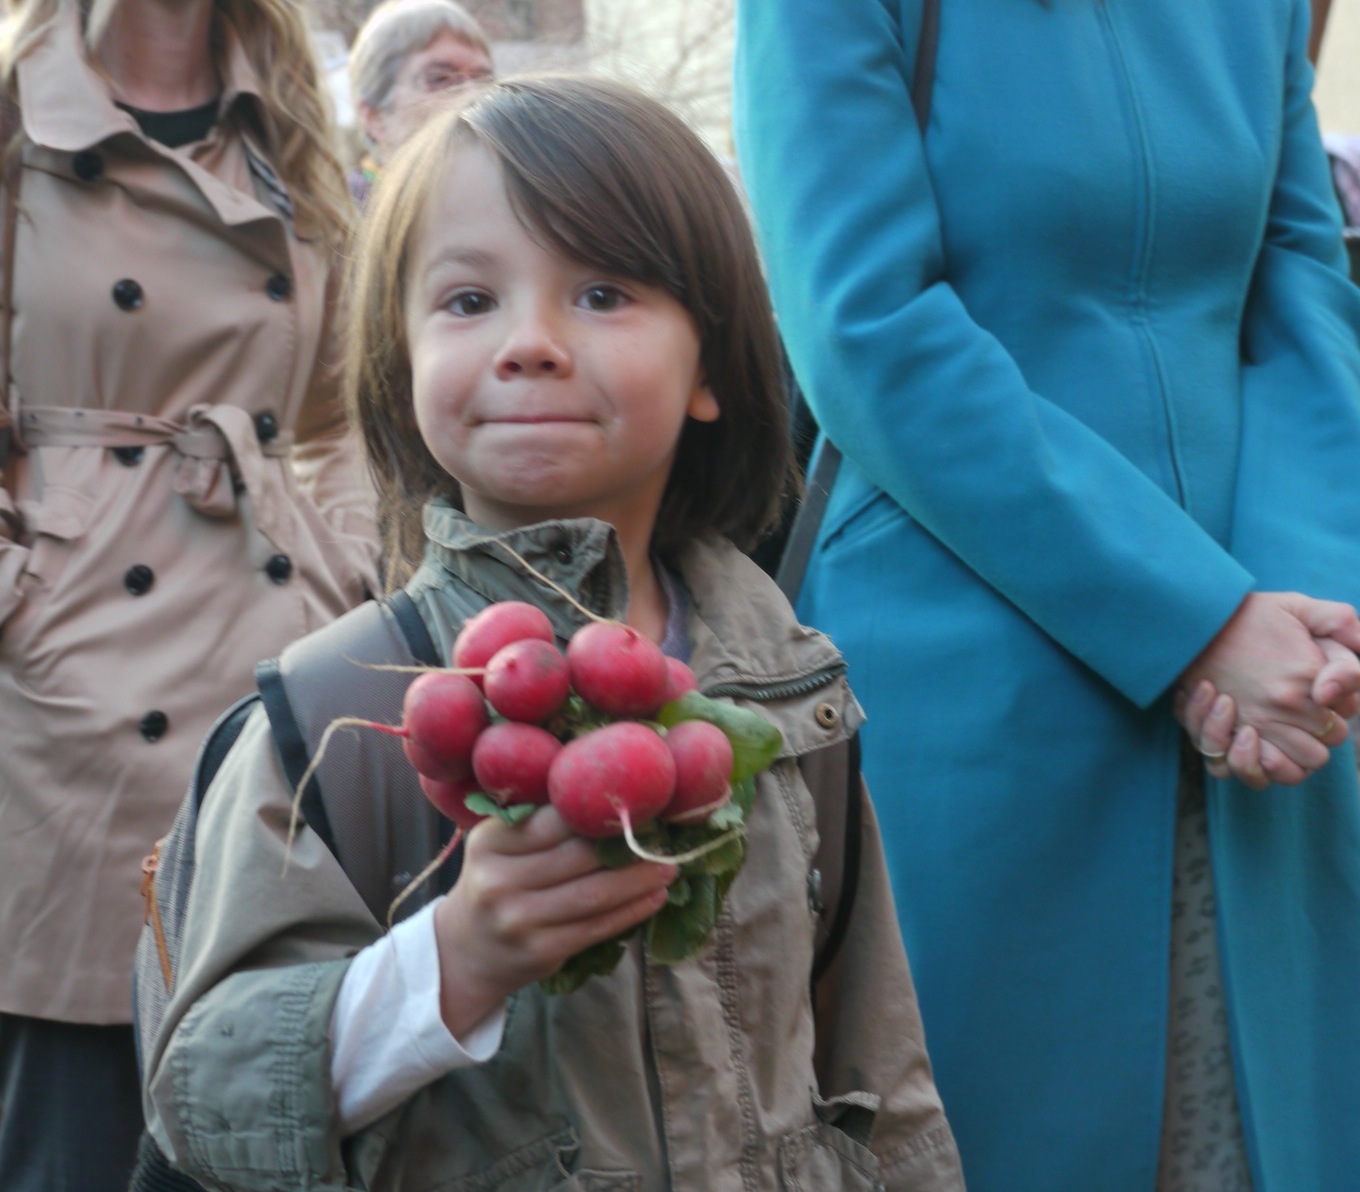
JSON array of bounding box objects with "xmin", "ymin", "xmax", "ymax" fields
[{"xmin": 404, "ymin": 145, "xmax": 720, "ymax": 547}]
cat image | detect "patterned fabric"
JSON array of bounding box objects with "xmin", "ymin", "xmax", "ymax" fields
[
  {"xmin": 1157, "ymin": 753, "xmax": 1253, "ymax": 1192},
  {"xmin": 1324, "ymin": 134, "xmax": 1360, "ymax": 228}
]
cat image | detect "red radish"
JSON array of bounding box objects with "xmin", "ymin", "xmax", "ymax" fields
[
  {"xmin": 472, "ymin": 722, "xmax": 561, "ymax": 806},
  {"xmin": 483, "ymin": 638, "xmax": 571, "ymax": 723},
  {"xmin": 547, "ymin": 721, "xmax": 676, "ymax": 838},
  {"xmin": 566, "ymin": 622, "xmax": 670, "ymax": 719},
  {"xmin": 325, "ymin": 671, "xmax": 486, "ymax": 780},
  {"xmin": 660, "ymin": 720, "xmax": 734, "ymax": 824},
  {"xmin": 660, "ymin": 657, "xmax": 700, "ymax": 704},
  {"xmin": 419, "ymin": 773, "xmax": 486, "ymax": 832},
  {"xmin": 452, "ymin": 601, "xmax": 555, "ymax": 685},
  {"xmin": 399, "ymin": 671, "xmax": 488, "ymax": 776},
  {"xmin": 404, "ymin": 737, "xmax": 472, "ymax": 783}
]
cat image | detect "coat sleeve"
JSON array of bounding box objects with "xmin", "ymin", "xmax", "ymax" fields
[
  {"xmin": 289, "ymin": 259, "xmax": 380, "ymax": 592},
  {"xmin": 0, "ymin": 164, "xmax": 26, "ymax": 627},
  {"xmin": 0, "ymin": 510, "xmax": 26, "ymax": 626},
  {"xmin": 811, "ymin": 780, "xmax": 966, "ymax": 1192},
  {"xmin": 1231, "ymin": 0, "xmax": 1360, "ymax": 599},
  {"xmin": 141, "ymin": 708, "xmax": 377, "ymax": 1191},
  {"xmin": 733, "ymin": 0, "xmax": 1253, "ymax": 709}
]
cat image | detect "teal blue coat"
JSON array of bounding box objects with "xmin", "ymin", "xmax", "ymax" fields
[{"xmin": 735, "ymin": 1, "xmax": 1360, "ymax": 1189}]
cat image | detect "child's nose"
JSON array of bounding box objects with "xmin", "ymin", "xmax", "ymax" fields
[{"xmin": 494, "ymin": 312, "xmax": 572, "ymax": 380}]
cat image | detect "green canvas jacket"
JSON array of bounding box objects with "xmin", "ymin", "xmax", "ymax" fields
[{"xmin": 141, "ymin": 505, "xmax": 964, "ymax": 1191}]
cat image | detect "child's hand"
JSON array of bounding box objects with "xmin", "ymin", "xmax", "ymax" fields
[{"xmin": 432, "ymin": 807, "xmax": 676, "ymax": 1036}]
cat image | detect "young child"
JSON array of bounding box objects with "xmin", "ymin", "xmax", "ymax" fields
[{"xmin": 138, "ymin": 76, "xmax": 964, "ymax": 1191}]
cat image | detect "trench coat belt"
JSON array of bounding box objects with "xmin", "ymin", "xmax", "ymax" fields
[{"xmin": 19, "ymin": 404, "xmax": 296, "ymax": 551}]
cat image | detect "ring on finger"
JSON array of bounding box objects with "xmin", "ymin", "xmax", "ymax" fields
[{"xmin": 1312, "ymin": 711, "xmax": 1341, "ymax": 740}]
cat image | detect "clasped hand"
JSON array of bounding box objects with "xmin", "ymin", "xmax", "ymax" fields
[{"xmin": 1174, "ymin": 592, "xmax": 1360, "ymax": 789}]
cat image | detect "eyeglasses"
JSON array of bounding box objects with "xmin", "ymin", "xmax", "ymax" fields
[{"xmin": 413, "ymin": 64, "xmax": 494, "ymax": 95}]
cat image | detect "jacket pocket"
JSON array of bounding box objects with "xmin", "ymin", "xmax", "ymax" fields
[
  {"xmin": 820, "ymin": 481, "xmax": 911, "ymax": 558},
  {"xmin": 778, "ymin": 1091, "xmax": 883, "ymax": 1192},
  {"xmin": 0, "ymin": 478, "xmax": 94, "ymax": 654},
  {"xmin": 436, "ymin": 1126, "xmax": 641, "ymax": 1192}
]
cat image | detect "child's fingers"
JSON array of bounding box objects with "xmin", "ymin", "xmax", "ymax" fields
[
  {"xmin": 472, "ymin": 805, "xmax": 577, "ymax": 854},
  {"xmin": 505, "ymin": 860, "xmax": 677, "ymax": 937},
  {"xmin": 549, "ymin": 886, "xmax": 672, "ymax": 960},
  {"xmin": 470, "ymin": 866, "xmax": 674, "ymax": 988}
]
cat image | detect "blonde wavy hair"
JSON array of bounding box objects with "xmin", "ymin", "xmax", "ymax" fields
[{"xmin": 0, "ymin": 0, "xmax": 351, "ymax": 248}]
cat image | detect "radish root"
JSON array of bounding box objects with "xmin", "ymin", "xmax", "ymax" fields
[
  {"xmin": 342, "ymin": 655, "xmax": 485, "ymax": 677},
  {"xmin": 469, "ymin": 536, "xmax": 617, "ymax": 628},
  {"xmin": 386, "ymin": 829, "xmax": 464, "ymax": 928},
  {"xmin": 619, "ymin": 808, "xmax": 744, "ymax": 865},
  {"xmin": 283, "ymin": 716, "xmax": 403, "ymax": 875}
]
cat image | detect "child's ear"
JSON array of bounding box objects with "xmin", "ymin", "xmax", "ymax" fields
[{"xmin": 687, "ymin": 380, "xmax": 720, "ymax": 423}]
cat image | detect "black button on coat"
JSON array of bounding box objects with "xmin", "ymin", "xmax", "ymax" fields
[
  {"xmin": 112, "ymin": 278, "xmax": 143, "ymax": 310},
  {"xmin": 124, "ymin": 564, "xmax": 154, "ymax": 595}
]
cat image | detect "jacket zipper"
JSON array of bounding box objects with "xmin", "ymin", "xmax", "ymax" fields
[
  {"xmin": 702, "ymin": 662, "xmax": 847, "ymax": 704},
  {"xmin": 141, "ymin": 839, "xmax": 174, "ymax": 993},
  {"xmin": 1099, "ymin": 3, "xmax": 1188, "ymax": 507}
]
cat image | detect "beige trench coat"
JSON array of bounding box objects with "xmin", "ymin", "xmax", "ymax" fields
[{"xmin": 0, "ymin": 13, "xmax": 378, "ymax": 1023}]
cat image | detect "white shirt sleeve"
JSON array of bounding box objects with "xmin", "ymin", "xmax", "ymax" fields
[{"xmin": 329, "ymin": 897, "xmax": 506, "ymax": 1135}]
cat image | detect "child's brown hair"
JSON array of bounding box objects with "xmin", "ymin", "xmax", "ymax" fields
[{"xmin": 345, "ymin": 73, "xmax": 794, "ymax": 586}]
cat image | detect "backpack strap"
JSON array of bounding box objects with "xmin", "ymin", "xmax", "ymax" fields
[
  {"xmin": 807, "ymin": 731, "xmax": 864, "ymax": 984},
  {"xmin": 128, "ymin": 602, "xmax": 441, "ymax": 1192},
  {"xmin": 191, "ymin": 694, "xmax": 260, "ymax": 804},
  {"xmin": 256, "ymin": 654, "xmax": 340, "ymax": 860},
  {"xmin": 389, "ymin": 585, "xmax": 439, "ymax": 665},
  {"xmin": 255, "ymin": 591, "xmax": 458, "ymax": 924}
]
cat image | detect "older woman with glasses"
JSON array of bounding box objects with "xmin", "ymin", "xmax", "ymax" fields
[{"xmin": 347, "ymin": 0, "xmax": 491, "ymax": 205}]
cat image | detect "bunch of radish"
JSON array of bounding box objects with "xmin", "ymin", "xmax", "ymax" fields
[{"xmin": 311, "ymin": 599, "xmax": 782, "ymax": 992}]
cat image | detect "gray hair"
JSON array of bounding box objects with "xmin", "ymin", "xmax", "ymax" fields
[{"xmin": 349, "ymin": 0, "xmax": 491, "ymax": 112}]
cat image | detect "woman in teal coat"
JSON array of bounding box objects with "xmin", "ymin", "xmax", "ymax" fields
[{"xmin": 735, "ymin": 1, "xmax": 1360, "ymax": 1189}]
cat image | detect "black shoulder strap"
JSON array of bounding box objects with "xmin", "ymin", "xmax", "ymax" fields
[
  {"xmin": 255, "ymin": 590, "xmax": 461, "ymax": 908},
  {"xmin": 254, "ymin": 591, "xmax": 441, "ymax": 868},
  {"xmin": 254, "ymin": 593, "xmax": 440, "ymax": 865},
  {"xmin": 387, "ymin": 589, "xmax": 463, "ymax": 890},
  {"xmin": 192, "ymin": 695, "xmax": 260, "ymax": 807},
  {"xmin": 811, "ymin": 732, "xmax": 863, "ymax": 985},
  {"xmin": 389, "ymin": 587, "xmax": 442, "ymax": 666},
  {"xmin": 256, "ymin": 654, "xmax": 340, "ymax": 860},
  {"xmin": 776, "ymin": 0, "xmax": 940, "ymax": 605}
]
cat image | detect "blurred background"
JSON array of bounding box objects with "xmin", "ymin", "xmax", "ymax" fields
[
  {"xmin": 314, "ymin": 0, "xmax": 1358, "ymax": 167},
  {"xmin": 313, "ymin": 0, "xmax": 735, "ymax": 161},
  {"xmin": 1316, "ymin": 0, "xmax": 1360, "ymax": 135}
]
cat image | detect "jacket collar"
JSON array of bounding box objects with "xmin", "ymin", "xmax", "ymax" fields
[
  {"xmin": 17, "ymin": 6, "xmax": 265, "ymax": 154},
  {"xmin": 420, "ymin": 501, "xmax": 847, "ymax": 692},
  {"xmin": 423, "ymin": 500, "xmax": 630, "ymax": 638}
]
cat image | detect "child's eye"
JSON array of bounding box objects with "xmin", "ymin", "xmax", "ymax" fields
[
  {"xmin": 579, "ymin": 285, "xmax": 627, "ymax": 312},
  {"xmin": 446, "ymin": 290, "xmax": 495, "ymax": 317}
]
